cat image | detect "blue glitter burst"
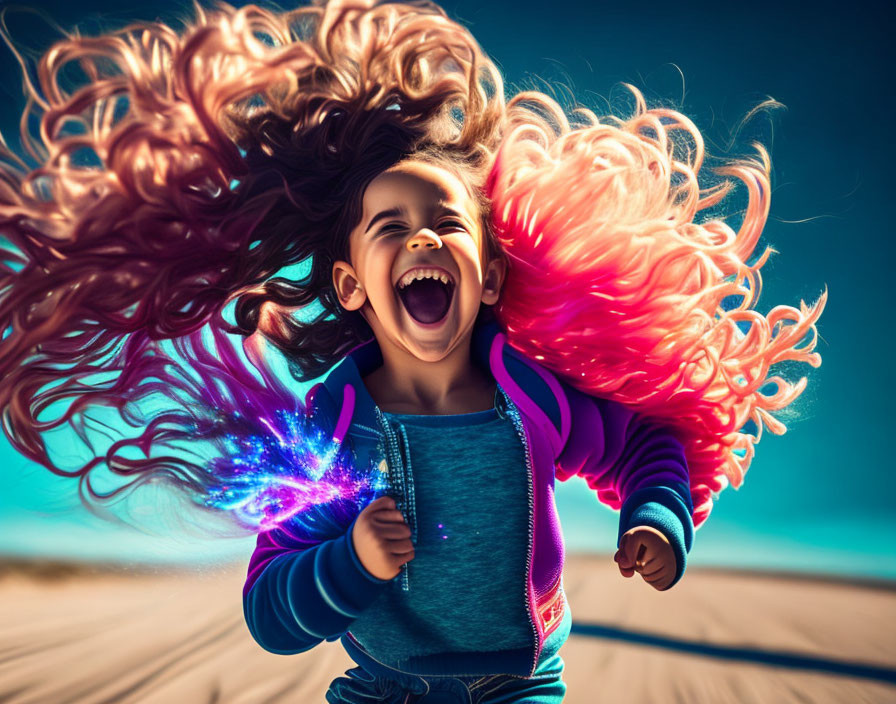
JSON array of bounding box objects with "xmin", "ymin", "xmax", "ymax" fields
[{"xmin": 204, "ymin": 408, "xmax": 387, "ymax": 533}]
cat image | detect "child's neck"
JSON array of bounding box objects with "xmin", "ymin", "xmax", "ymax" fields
[{"xmin": 363, "ymin": 335, "xmax": 496, "ymax": 416}]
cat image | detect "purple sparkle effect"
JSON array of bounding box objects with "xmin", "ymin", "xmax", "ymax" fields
[
  {"xmin": 204, "ymin": 408, "xmax": 386, "ymax": 532},
  {"xmin": 100, "ymin": 324, "xmax": 393, "ymax": 542}
]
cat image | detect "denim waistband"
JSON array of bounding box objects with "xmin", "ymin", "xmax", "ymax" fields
[{"xmin": 338, "ymin": 641, "xmax": 568, "ymax": 700}]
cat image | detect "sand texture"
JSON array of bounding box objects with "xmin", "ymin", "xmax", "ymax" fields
[{"xmin": 0, "ymin": 555, "xmax": 894, "ymax": 703}]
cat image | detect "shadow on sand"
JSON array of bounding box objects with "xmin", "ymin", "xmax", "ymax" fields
[{"xmin": 570, "ymin": 622, "xmax": 896, "ymax": 686}]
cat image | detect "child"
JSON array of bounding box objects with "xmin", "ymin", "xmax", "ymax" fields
[
  {"xmin": 0, "ymin": 0, "xmax": 824, "ymax": 701},
  {"xmin": 243, "ymin": 150, "xmax": 696, "ymax": 702}
]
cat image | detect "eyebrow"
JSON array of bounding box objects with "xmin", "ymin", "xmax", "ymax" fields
[
  {"xmin": 365, "ymin": 207, "xmax": 405, "ymax": 234},
  {"xmin": 364, "ymin": 205, "xmax": 471, "ymax": 235}
]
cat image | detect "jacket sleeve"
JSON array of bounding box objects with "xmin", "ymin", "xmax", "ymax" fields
[
  {"xmin": 554, "ymin": 382, "xmax": 695, "ymax": 587},
  {"xmin": 242, "ymin": 515, "xmax": 392, "ymax": 654}
]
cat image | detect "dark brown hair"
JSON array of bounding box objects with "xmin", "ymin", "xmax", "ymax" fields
[{"xmin": 0, "ymin": 0, "xmax": 508, "ymax": 485}]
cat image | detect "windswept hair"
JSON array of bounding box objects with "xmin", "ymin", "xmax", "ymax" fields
[
  {"xmin": 488, "ymin": 89, "xmax": 826, "ymax": 527},
  {"xmin": 0, "ymin": 0, "xmax": 824, "ymax": 528},
  {"xmin": 0, "ymin": 0, "xmax": 506, "ymax": 515}
]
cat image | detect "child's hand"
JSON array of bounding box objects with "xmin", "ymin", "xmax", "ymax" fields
[
  {"xmin": 351, "ymin": 496, "xmax": 415, "ymax": 580},
  {"xmin": 613, "ymin": 526, "xmax": 676, "ymax": 591}
]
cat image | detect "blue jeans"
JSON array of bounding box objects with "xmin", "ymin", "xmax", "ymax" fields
[{"xmin": 325, "ymin": 652, "xmax": 566, "ymax": 703}]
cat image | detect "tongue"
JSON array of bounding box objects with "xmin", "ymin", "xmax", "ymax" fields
[{"xmin": 399, "ymin": 278, "xmax": 452, "ymax": 324}]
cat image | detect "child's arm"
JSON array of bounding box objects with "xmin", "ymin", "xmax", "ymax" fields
[
  {"xmin": 555, "ymin": 382, "xmax": 695, "ymax": 589},
  {"xmin": 242, "ymin": 510, "xmax": 394, "ymax": 654}
]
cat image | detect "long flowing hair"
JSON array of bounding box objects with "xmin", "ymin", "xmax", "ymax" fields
[
  {"xmin": 0, "ymin": 0, "xmax": 823, "ymax": 531},
  {"xmin": 488, "ymin": 91, "xmax": 826, "ymax": 527},
  {"xmin": 0, "ymin": 0, "xmax": 506, "ymax": 525}
]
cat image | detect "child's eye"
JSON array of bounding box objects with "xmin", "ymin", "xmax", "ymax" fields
[
  {"xmin": 438, "ymin": 220, "xmax": 468, "ymax": 233},
  {"xmin": 379, "ymin": 221, "xmax": 466, "ymax": 233}
]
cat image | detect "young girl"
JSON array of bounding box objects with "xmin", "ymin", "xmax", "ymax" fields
[
  {"xmin": 243, "ymin": 151, "xmax": 696, "ymax": 702},
  {"xmin": 0, "ymin": 0, "xmax": 824, "ymax": 702}
]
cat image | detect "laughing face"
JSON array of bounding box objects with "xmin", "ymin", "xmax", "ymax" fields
[{"xmin": 332, "ymin": 158, "xmax": 505, "ymax": 364}]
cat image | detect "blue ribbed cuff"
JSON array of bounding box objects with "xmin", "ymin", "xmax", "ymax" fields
[{"xmin": 618, "ymin": 485, "xmax": 694, "ymax": 588}]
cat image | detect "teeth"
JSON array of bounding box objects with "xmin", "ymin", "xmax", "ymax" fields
[{"xmin": 397, "ymin": 269, "xmax": 454, "ymax": 289}]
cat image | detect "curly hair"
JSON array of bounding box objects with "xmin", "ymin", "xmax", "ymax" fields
[
  {"xmin": 0, "ymin": 0, "xmax": 824, "ymax": 527},
  {"xmin": 0, "ymin": 0, "xmax": 508, "ymax": 506},
  {"xmin": 486, "ymin": 89, "xmax": 825, "ymax": 526}
]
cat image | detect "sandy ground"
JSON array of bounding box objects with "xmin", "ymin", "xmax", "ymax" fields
[{"xmin": 0, "ymin": 555, "xmax": 894, "ymax": 703}]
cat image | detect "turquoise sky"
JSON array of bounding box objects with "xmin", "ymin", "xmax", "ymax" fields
[{"xmin": 1, "ymin": 0, "xmax": 892, "ymax": 580}]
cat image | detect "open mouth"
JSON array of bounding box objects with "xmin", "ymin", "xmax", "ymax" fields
[{"xmin": 396, "ymin": 274, "xmax": 456, "ymax": 325}]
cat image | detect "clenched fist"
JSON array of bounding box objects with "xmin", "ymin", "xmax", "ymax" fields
[
  {"xmin": 351, "ymin": 496, "xmax": 415, "ymax": 580},
  {"xmin": 614, "ymin": 526, "xmax": 677, "ymax": 591}
]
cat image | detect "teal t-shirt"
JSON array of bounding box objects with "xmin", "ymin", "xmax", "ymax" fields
[{"xmin": 347, "ymin": 404, "xmax": 534, "ymax": 663}]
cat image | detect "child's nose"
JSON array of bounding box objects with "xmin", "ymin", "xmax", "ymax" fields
[{"xmin": 406, "ymin": 229, "xmax": 443, "ymax": 250}]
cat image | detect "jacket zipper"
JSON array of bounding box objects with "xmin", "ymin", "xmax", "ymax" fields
[
  {"xmin": 497, "ymin": 384, "xmax": 541, "ymax": 678},
  {"xmin": 373, "ymin": 406, "xmax": 412, "ymax": 592}
]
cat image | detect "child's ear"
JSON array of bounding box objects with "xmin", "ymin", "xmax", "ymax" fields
[
  {"xmin": 332, "ymin": 260, "xmax": 366, "ymax": 311},
  {"xmin": 481, "ymin": 256, "xmax": 506, "ymax": 306}
]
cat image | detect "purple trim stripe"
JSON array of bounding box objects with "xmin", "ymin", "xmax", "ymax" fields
[
  {"xmin": 332, "ymin": 384, "xmax": 356, "ymax": 445},
  {"xmin": 524, "ymin": 357, "xmax": 571, "ymax": 455},
  {"xmin": 490, "ymin": 333, "xmax": 559, "ymax": 450}
]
